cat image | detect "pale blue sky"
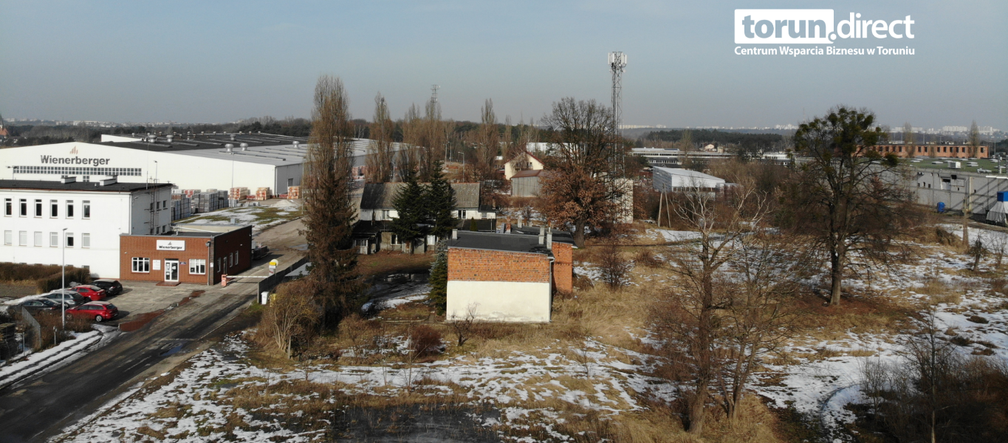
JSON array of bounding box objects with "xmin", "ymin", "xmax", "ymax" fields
[{"xmin": 1, "ymin": 0, "xmax": 1005, "ymax": 130}]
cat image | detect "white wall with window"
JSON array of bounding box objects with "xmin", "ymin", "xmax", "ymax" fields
[{"xmin": 0, "ymin": 181, "xmax": 173, "ymax": 278}]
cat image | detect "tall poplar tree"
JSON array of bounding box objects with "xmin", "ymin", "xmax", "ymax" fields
[{"xmin": 303, "ymin": 75, "xmax": 360, "ymax": 324}]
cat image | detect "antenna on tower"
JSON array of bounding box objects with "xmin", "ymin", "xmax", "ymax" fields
[
  {"xmin": 431, "ymin": 84, "xmax": 440, "ymax": 104},
  {"xmin": 608, "ymin": 51, "xmax": 627, "ymax": 135}
]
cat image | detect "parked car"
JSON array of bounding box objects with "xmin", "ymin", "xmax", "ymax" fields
[
  {"xmin": 67, "ymin": 301, "xmax": 118, "ymax": 322},
  {"xmin": 42, "ymin": 291, "xmax": 89, "ymax": 306},
  {"xmin": 17, "ymin": 299, "xmax": 61, "ymax": 314},
  {"xmin": 92, "ymin": 279, "xmax": 123, "ymax": 296},
  {"xmin": 72, "ymin": 285, "xmax": 107, "ymax": 301}
]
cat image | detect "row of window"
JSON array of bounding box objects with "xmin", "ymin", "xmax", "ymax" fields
[
  {"xmin": 129, "ymin": 253, "xmax": 240, "ymax": 275},
  {"xmin": 12, "ymin": 166, "xmax": 141, "ymax": 176},
  {"xmin": 130, "ymin": 257, "xmax": 208, "ymax": 274},
  {"xmin": 3, "ymin": 230, "xmax": 88, "ymax": 248},
  {"xmin": 4, "ymin": 198, "xmax": 90, "ymax": 219}
]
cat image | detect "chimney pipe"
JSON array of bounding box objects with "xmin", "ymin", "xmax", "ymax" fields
[
  {"xmin": 538, "ymin": 226, "xmax": 545, "ymax": 245},
  {"xmin": 546, "ymin": 228, "xmax": 552, "ymax": 249}
]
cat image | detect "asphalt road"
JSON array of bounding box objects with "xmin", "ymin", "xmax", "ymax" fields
[{"xmin": 0, "ymin": 285, "xmax": 256, "ymax": 443}]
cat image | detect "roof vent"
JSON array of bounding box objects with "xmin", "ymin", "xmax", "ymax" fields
[
  {"xmin": 61, "ymin": 176, "xmax": 76, "ymax": 184},
  {"xmin": 99, "ymin": 177, "xmax": 117, "ymax": 186},
  {"xmin": 166, "ymin": 134, "xmax": 173, "ymax": 143},
  {"xmin": 292, "ymin": 141, "xmax": 300, "ymax": 148},
  {"xmin": 230, "ymin": 134, "xmax": 236, "ymax": 141},
  {"xmin": 240, "ymin": 142, "xmax": 248, "ymax": 151},
  {"xmin": 225, "ymin": 143, "xmax": 234, "ymax": 153}
]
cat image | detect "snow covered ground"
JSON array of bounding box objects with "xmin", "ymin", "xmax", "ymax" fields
[
  {"xmin": 0, "ymin": 325, "xmax": 119, "ymax": 390},
  {"xmin": 43, "ymin": 224, "xmax": 1008, "ymax": 441},
  {"xmin": 181, "ymin": 199, "xmax": 301, "ymax": 234},
  {"xmin": 53, "ymin": 332, "xmax": 676, "ymax": 442}
]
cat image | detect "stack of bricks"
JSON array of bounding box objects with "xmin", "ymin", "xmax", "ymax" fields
[
  {"xmin": 287, "ymin": 186, "xmax": 300, "ymax": 199},
  {"xmin": 255, "ymin": 187, "xmax": 271, "ymax": 201},
  {"xmin": 447, "ymin": 248, "xmax": 550, "ymax": 283},
  {"xmin": 228, "ymin": 187, "xmax": 249, "ymax": 201}
]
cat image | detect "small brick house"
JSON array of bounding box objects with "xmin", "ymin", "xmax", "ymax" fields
[
  {"xmin": 445, "ymin": 228, "xmax": 573, "ymax": 323},
  {"xmin": 119, "ymin": 224, "xmax": 252, "ymax": 285}
]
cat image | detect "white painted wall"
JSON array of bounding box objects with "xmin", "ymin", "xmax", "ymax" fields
[
  {"xmin": 447, "ymin": 280, "xmax": 551, "ymax": 323},
  {"xmin": 0, "ymin": 186, "xmax": 171, "ymax": 278},
  {"xmin": 0, "ymin": 142, "xmax": 300, "ymax": 196}
]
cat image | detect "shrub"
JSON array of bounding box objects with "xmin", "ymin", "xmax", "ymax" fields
[
  {"xmin": 634, "ymin": 249, "xmax": 662, "ymax": 268},
  {"xmin": 598, "ymin": 243, "xmax": 631, "ymax": 289},
  {"xmin": 35, "ymin": 267, "xmax": 92, "ymax": 293},
  {"xmin": 0, "ymin": 263, "xmax": 62, "ymax": 282},
  {"xmin": 410, "ymin": 325, "xmax": 443, "ymax": 358}
]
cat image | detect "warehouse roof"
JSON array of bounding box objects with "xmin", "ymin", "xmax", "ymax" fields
[
  {"xmin": 100, "ymin": 134, "xmax": 406, "ymax": 167},
  {"xmin": 0, "ymin": 179, "xmax": 173, "ymax": 193}
]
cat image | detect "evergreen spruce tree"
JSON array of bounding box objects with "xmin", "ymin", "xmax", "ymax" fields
[
  {"xmin": 303, "ymin": 75, "xmax": 361, "ymax": 326},
  {"xmin": 428, "ymin": 241, "xmax": 448, "ymax": 314},
  {"xmin": 426, "ymin": 160, "xmax": 456, "ymax": 239},
  {"xmin": 392, "ymin": 166, "xmax": 426, "ymax": 253}
]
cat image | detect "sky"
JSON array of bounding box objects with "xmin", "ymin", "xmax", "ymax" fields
[{"xmin": 1, "ymin": 0, "xmax": 1005, "ymax": 131}]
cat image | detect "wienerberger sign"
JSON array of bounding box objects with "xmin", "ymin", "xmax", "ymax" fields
[
  {"xmin": 156, "ymin": 240, "xmax": 186, "ymax": 251},
  {"xmin": 39, "ymin": 155, "xmax": 111, "ymax": 166}
]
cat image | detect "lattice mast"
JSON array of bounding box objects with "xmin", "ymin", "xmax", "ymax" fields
[{"xmin": 608, "ymin": 51, "xmax": 627, "ymax": 135}]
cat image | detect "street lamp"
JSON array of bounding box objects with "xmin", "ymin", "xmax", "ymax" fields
[{"xmin": 61, "ymin": 227, "xmax": 67, "ymax": 329}]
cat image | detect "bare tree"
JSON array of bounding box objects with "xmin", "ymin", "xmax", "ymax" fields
[
  {"xmin": 968, "ymin": 120, "xmax": 981, "ymax": 158},
  {"xmin": 598, "ymin": 242, "xmax": 631, "ymax": 289},
  {"xmin": 448, "ymin": 303, "xmax": 479, "ymax": 347},
  {"xmin": 653, "ymin": 182, "xmax": 769, "ymax": 433},
  {"xmin": 789, "ymin": 106, "xmax": 910, "ymax": 306},
  {"xmin": 469, "ymin": 99, "xmax": 501, "ymax": 192},
  {"xmin": 535, "ymin": 97, "xmax": 620, "ymax": 248},
  {"xmin": 304, "ymin": 75, "xmax": 361, "ymax": 325},
  {"xmin": 258, "ymin": 280, "xmax": 320, "ymax": 358},
  {"xmin": 365, "ymin": 93, "xmax": 395, "ymax": 183},
  {"xmin": 904, "ymin": 122, "xmax": 916, "ymax": 158},
  {"xmin": 714, "ymin": 231, "xmax": 805, "ymax": 421}
]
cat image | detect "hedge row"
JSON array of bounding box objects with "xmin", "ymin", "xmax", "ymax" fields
[
  {"xmin": 35, "ymin": 267, "xmax": 93, "ymax": 293},
  {"xmin": 0, "ymin": 263, "xmax": 63, "ymax": 282}
]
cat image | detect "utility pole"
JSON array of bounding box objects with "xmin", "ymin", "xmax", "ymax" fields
[{"xmin": 963, "ymin": 176, "xmax": 972, "ymax": 247}]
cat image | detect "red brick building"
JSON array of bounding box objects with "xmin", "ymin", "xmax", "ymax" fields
[
  {"xmin": 868, "ymin": 144, "xmax": 989, "ymax": 159},
  {"xmin": 119, "ymin": 224, "xmax": 252, "ymax": 285},
  {"xmin": 445, "ymin": 228, "xmax": 573, "ymax": 323}
]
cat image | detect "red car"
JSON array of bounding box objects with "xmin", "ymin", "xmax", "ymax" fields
[
  {"xmin": 72, "ymin": 285, "xmax": 107, "ymax": 301},
  {"xmin": 67, "ymin": 301, "xmax": 118, "ymax": 322}
]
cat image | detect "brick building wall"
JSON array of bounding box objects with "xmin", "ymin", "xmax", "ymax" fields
[
  {"xmin": 552, "ymin": 242, "xmax": 573, "ymax": 293},
  {"xmin": 119, "ymin": 226, "xmax": 252, "ymax": 285},
  {"xmin": 119, "ymin": 236, "xmax": 212, "ymax": 285},
  {"xmin": 447, "ymin": 248, "xmax": 550, "ymax": 283}
]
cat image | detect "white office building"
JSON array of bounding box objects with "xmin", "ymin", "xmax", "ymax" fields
[{"xmin": 1, "ymin": 179, "xmax": 173, "ymax": 278}]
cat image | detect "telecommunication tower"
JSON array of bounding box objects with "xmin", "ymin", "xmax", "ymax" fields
[
  {"xmin": 431, "ymin": 84, "xmax": 440, "ymax": 104},
  {"xmin": 608, "ymin": 51, "xmax": 627, "ymax": 135}
]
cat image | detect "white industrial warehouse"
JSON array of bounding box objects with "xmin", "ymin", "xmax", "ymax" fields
[
  {"xmin": 0, "ymin": 133, "xmax": 384, "ymax": 197},
  {"xmin": 652, "ymin": 166, "xmax": 727, "ymax": 192}
]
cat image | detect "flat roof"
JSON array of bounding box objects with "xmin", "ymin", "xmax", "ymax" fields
[
  {"xmin": 121, "ymin": 224, "xmax": 250, "ymax": 238},
  {"xmin": 0, "ymin": 179, "xmax": 173, "ymax": 193},
  {"xmin": 101, "ymin": 133, "xmax": 403, "ymax": 166},
  {"xmin": 446, "ymin": 230, "xmax": 572, "ymax": 254}
]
